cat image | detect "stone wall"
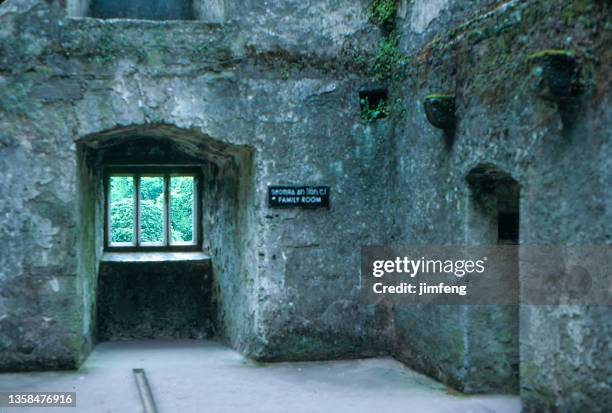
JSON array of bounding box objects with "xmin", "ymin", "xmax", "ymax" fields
[
  {"xmin": 97, "ymin": 258, "xmax": 214, "ymax": 341},
  {"xmin": 0, "ymin": 0, "xmax": 609, "ymax": 411},
  {"xmin": 392, "ymin": 0, "xmax": 611, "ymax": 411},
  {"xmin": 0, "ymin": 0, "xmax": 392, "ymax": 370}
]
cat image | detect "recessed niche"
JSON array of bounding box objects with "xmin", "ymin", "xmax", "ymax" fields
[
  {"xmin": 465, "ymin": 164, "xmax": 520, "ymax": 393},
  {"xmin": 359, "ymin": 89, "xmax": 389, "ymax": 121},
  {"xmin": 527, "ymin": 49, "xmax": 582, "ymax": 101},
  {"xmin": 90, "ymin": 0, "xmax": 195, "ymax": 20}
]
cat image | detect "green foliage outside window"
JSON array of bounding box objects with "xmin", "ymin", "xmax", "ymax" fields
[
  {"xmin": 139, "ymin": 177, "xmax": 164, "ymax": 243},
  {"xmin": 170, "ymin": 177, "xmax": 194, "ymax": 243},
  {"xmin": 110, "ymin": 176, "xmax": 134, "ymax": 243},
  {"xmin": 109, "ymin": 175, "xmax": 195, "ymax": 245},
  {"xmin": 110, "ymin": 198, "xmax": 134, "ymax": 243}
]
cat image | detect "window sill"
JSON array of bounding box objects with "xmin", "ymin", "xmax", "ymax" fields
[
  {"xmin": 101, "ymin": 251, "xmax": 210, "ymax": 263},
  {"xmin": 66, "ymin": 17, "xmax": 224, "ymax": 26}
]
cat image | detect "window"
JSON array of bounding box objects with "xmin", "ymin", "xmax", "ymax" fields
[
  {"xmin": 104, "ymin": 167, "xmax": 201, "ymax": 251},
  {"xmin": 89, "ymin": 0, "xmax": 195, "ymax": 20}
]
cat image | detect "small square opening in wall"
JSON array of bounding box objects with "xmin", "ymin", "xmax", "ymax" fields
[{"xmin": 359, "ymin": 89, "xmax": 389, "ymax": 121}]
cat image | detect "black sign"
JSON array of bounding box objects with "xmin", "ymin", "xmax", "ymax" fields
[{"xmin": 268, "ymin": 186, "xmax": 330, "ymax": 209}]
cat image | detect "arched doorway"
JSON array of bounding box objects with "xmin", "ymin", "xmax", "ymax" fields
[{"xmin": 464, "ymin": 164, "xmax": 520, "ymax": 394}]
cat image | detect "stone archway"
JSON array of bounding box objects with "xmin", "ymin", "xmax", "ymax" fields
[
  {"xmin": 463, "ymin": 163, "xmax": 520, "ymax": 394},
  {"xmin": 75, "ymin": 124, "xmax": 255, "ymax": 352}
]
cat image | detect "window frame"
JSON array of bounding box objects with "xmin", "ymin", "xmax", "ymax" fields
[{"xmin": 104, "ymin": 165, "xmax": 203, "ymax": 252}]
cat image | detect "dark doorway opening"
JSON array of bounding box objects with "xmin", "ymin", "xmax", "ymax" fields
[{"xmin": 465, "ymin": 164, "xmax": 520, "ymax": 394}]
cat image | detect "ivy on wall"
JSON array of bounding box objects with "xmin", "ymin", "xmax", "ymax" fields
[{"xmin": 357, "ymin": 0, "xmax": 407, "ymax": 121}]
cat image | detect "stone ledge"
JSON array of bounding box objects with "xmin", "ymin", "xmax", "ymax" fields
[{"xmin": 101, "ymin": 251, "xmax": 210, "ymax": 262}]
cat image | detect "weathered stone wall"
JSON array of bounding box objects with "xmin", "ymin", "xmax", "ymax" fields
[
  {"xmin": 392, "ymin": 0, "xmax": 611, "ymax": 411},
  {"xmin": 0, "ymin": 0, "xmax": 609, "ymax": 411},
  {"xmin": 97, "ymin": 258, "xmax": 214, "ymax": 341},
  {"xmin": 397, "ymin": 0, "xmax": 500, "ymax": 54},
  {"xmin": 0, "ymin": 0, "xmax": 392, "ymax": 369}
]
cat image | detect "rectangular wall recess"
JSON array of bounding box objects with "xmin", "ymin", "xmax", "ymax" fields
[{"xmin": 90, "ymin": 0, "xmax": 195, "ymax": 20}]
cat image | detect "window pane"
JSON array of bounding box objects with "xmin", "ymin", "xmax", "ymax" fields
[
  {"xmin": 170, "ymin": 176, "xmax": 194, "ymax": 244},
  {"xmin": 139, "ymin": 176, "xmax": 165, "ymax": 244},
  {"xmin": 109, "ymin": 176, "xmax": 134, "ymax": 244}
]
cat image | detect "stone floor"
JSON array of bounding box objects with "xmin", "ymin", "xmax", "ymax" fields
[{"xmin": 0, "ymin": 340, "xmax": 521, "ymax": 412}]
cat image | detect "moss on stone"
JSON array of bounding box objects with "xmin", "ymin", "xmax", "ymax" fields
[
  {"xmin": 527, "ymin": 49, "xmax": 575, "ymax": 62},
  {"xmin": 145, "ymin": 49, "xmax": 164, "ymax": 66},
  {"xmin": 372, "ymin": 35, "xmax": 405, "ymax": 81},
  {"xmin": 287, "ymin": 336, "xmax": 331, "ymax": 359},
  {"xmin": 562, "ymin": 0, "xmax": 591, "ymax": 26},
  {"xmin": 424, "ymin": 94, "xmax": 455, "ymax": 101},
  {"xmin": 423, "ymin": 94, "xmax": 455, "ymax": 130},
  {"xmin": 467, "ymin": 29, "xmax": 487, "ymax": 45}
]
